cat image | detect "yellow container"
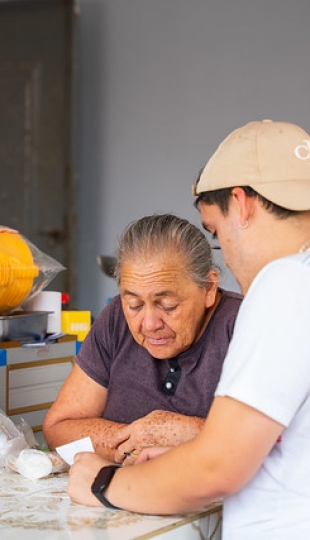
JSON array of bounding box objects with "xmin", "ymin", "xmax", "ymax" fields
[
  {"xmin": 61, "ymin": 311, "xmax": 91, "ymax": 341},
  {"xmin": 0, "ymin": 228, "xmax": 38, "ymax": 312}
]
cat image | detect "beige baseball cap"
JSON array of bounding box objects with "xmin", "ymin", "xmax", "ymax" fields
[{"xmin": 194, "ymin": 119, "xmax": 310, "ymax": 210}]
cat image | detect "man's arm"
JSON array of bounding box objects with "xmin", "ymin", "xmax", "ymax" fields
[
  {"xmin": 67, "ymin": 396, "xmax": 284, "ymax": 512},
  {"xmin": 112, "ymin": 410, "xmax": 205, "ymax": 463},
  {"xmin": 43, "ymin": 364, "xmax": 127, "ymax": 462}
]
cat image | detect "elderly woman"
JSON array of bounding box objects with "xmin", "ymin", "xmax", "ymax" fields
[{"xmin": 43, "ymin": 214, "xmax": 242, "ymax": 462}]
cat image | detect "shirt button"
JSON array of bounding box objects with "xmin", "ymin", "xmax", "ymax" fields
[{"xmin": 165, "ymin": 381, "xmax": 173, "ymax": 390}]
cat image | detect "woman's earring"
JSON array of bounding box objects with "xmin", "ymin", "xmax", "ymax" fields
[{"xmin": 239, "ymin": 220, "xmax": 249, "ymax": 229}]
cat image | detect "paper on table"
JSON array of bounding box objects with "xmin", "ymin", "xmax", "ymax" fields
[{"xmin": 55, "ymin": 436, "xmax": 94, "ymax": 466}]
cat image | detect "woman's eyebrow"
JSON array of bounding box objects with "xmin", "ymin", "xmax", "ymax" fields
[
  {"xmin": 122, "ymin": 289, "xmax": 139, "ymax": 297},
  {"xmin": 122, "ymin": 290, "xmax": 174, "ymax": 298}
]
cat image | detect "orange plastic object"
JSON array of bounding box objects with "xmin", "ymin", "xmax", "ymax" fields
[{"xmin": 0, "ymin": 228, "xmax": 39, "ymax": 312}]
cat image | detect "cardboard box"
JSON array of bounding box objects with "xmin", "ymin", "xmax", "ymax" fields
[{"xmin": 61, "ymin": 311, "xmax": 91, "ymax": 341}]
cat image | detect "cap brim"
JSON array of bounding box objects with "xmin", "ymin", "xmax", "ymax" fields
[{"xmin": 248, "ymin": 179, "xmax": 310, "ymax": 211}]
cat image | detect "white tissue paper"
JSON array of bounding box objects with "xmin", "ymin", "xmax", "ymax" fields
[{"xmin": 56, "ymin": 436, "xmax": 95, "ymax": 466}]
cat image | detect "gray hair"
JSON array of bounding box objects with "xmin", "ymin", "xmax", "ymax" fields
[{"xmin": 115, "ymin": 214, "xmax": 215, "ymax": 288}]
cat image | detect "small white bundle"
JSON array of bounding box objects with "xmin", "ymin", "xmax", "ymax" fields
[
  {"xmin": 15, "ymin": 449, "xmax": 53, "ymax": 479},
  {"xmin": 7, "ymin": 448, "xmax": 68, "ymax": 480}
]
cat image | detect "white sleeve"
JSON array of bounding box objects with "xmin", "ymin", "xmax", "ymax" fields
[{"xmin": 215, "ymin": 255, "xmax": 310, "ymax": 426}]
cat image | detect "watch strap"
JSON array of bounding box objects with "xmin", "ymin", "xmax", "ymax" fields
[{"xmin": 91, "ymin": 465, "xmax": 121, "ymax": 510}]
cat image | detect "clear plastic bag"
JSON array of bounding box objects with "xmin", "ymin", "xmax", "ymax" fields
[
  {"xmin": 22, "ymin": 236, "xmax": 65, "ymax": 303},
  {"xmin": 0, "ymin": 410, "xmax": 68, "ymax": 479},
  {"xmin": 0, "ymin": 410, "xmax": 28, "ymax": 466},
  {"xmin": 0, "ymin": 226, "xmax": 65, "ymax": 313}
]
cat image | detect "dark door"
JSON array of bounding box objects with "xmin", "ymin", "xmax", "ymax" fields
[{"xmin": 0, "ymin": 0, "xmax": 78, "ymax": 303}]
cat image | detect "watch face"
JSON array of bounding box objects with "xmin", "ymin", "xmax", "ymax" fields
[{"xmin": 92, "ymin": 465, "xmax": 119, "ymax": 493}]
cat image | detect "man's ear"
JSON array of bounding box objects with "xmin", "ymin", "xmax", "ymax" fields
[{"xmin": 230, "ymin": 187, "xmax": 253, "ymax": 226}]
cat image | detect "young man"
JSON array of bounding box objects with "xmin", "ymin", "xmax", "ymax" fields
[{"xmin": 67, "ymin": 120, "xmax": 310, "ymax": 540}]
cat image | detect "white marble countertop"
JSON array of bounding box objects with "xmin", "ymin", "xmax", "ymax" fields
[{"xmin": 0, "ymin": 469, "xmax": 222, "ymax": 540}]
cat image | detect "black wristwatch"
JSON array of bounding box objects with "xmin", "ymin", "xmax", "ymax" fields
[{"xmin": 91, "ymin": 465, "xmax": 121, "ymax": 509}]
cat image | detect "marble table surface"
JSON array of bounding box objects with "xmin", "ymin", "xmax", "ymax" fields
[{"xmin": 0, "ymin": 468, "xmax": 222, "ymax": 540}]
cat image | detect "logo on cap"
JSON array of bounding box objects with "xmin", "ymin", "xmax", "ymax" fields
[{"xmin": 294, "ymin": 139, "xmax": 310, "ymax": 161}]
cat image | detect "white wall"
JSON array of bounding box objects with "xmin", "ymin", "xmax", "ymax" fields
[{"xmin": 76, "ymin": 0, "xmax": 310, "ymax": 316}]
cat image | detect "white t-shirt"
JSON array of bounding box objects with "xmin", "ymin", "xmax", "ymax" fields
[{"xmin": 215, "ymin": 250, "xmax": 310, "ymax": 540}]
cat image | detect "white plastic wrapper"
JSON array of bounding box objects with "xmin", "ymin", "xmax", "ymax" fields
[
  {"xmin": 7, "ymin": 448, "xmax": 68, "ymax": 480},
  {"xmin": 13, "ymin": 449, "xmax": 53, "ymax": 479}
]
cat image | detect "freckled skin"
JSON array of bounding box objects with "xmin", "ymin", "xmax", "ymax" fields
[{"xmin": 120, "ymin": 252, "xmax": 218, "ymax": 360}]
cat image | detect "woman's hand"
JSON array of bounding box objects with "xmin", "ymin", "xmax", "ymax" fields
[
  {"xmin": 67, "ymin": 452, "xmax": 114, "ymax": 506},
  {"xmin": 112, "ymin": 410, "xmax": 204, "ymax": 463}
]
